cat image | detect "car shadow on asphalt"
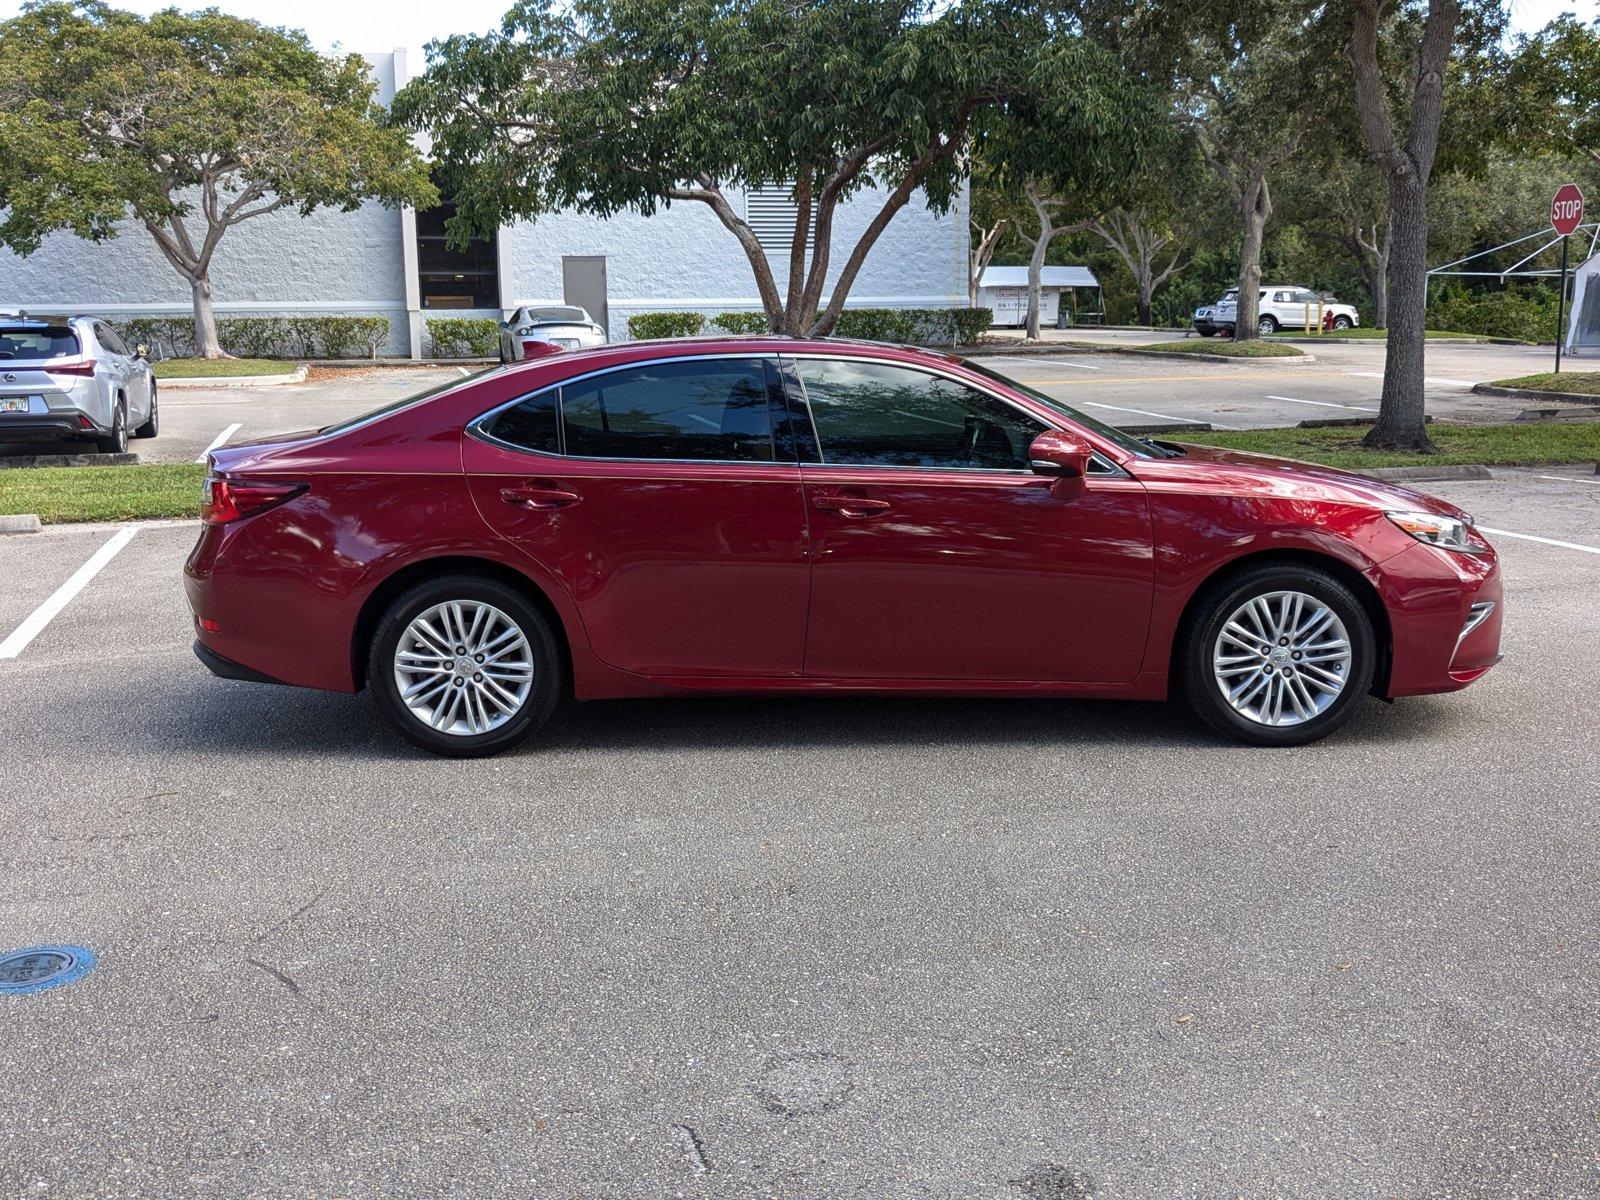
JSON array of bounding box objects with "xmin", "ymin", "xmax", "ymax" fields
[{"xmin": 142, "ymin": 677, "xmax": 1462, "ymax": 760}]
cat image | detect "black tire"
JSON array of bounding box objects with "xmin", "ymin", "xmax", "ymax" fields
[
  {"xmin": 133, "ymin": 384, "xmax": 159, "ymax": 439},
  {"xmin": 95, "ymin": 401, "xmax": 128, "ymax": 454},
  {"xmin": 368, "ymin": 574, "xmax": 563, "ymax": 758},
  {"xmin": 1180, "ymin": 562, "xmax": 1377, "ymax": 747},
  {"xmin": 1332, "ymin": 315, "xmax": 1353, "ymax": 331},
  {"xmin": 1197, "ymin": 328, "xmax": 1217, "ymax": 338},
  {"xmin": 1257, "ymin": 315, "xmax": 1279, "ymax": 336}
]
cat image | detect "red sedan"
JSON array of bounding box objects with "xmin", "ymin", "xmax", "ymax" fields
[{"xmin": 185, "ymin": 338, "xmax": 1502, "ymax": 756}]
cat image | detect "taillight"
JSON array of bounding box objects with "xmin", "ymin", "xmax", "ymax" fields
[
  {"xmin": 45, "ymin": 357, "xmax": 96, "ymax": 377},
  {"xmin": 201, "ymin": 476, "xmax": 305, "ymax": 525}
]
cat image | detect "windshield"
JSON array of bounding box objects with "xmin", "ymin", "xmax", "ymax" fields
[
  {"xmin": 964, "ymin": 360, "xmax": 1154, "ymax": 459},
  {"xmin": 0, "ymin": 326, "xmax": 78, "ymax": 361},
  {"xmin": 316, "ymin": 369, "xmax": 493, "ymax": 436}
]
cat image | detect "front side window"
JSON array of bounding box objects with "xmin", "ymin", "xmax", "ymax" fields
[
  {"xmin": 562, "ymin": 358, "xmax": 774, "ymax": 462},
  {"xmin": 795, "ymin": 359, "xmax": 1046, "ymax": 470}
]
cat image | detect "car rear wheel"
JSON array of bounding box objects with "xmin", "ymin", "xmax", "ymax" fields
[
  {"xmin": 1197, "ymin": 328, "xmax": 1217, "ymax": 338},
  {"xmin": 95, "ymin": 401, "xmax": 127, "ymax": 454},
  {"xmin": 1181, "ymin": 563, "xmax": 1376, "ymax": 747},
  {"xmin": 133, "ymin": 385, "xmax": 158, "ymax": 439},
  {"xmin": 1257, "ymin": 315, "xmax": 1279, "ymax": 336},
  {"xmin": 369, "ymin": 575, "xmax": 563, "ymax": 757},
  {"xmin": 1332, "ymin": 315, "xmax": 1353, "ymax": 331}
]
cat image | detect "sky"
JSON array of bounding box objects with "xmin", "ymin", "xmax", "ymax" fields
[{"xmin": 0, "ymin": 0, "xmax": 1593, "ymax": 61}]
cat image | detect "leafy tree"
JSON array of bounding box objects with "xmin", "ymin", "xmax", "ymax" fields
[
  {"xmin": 0, "ymin": 2, "xmax": 435, "ymax": 357},
  {"xmin": 394, "ymin": 0, "xmax": 1158, "ymax": 337},
  {"xmin": 1346, "ymin": 0, "xmax": 1503, "ymax": 451},
  {"xmin": 1505, "ymin": 14, "xmax": 1600, "ymax": 171},
  {"xmin": 1180, "ymin": 8, "xmax": 1340, "ymax": 341}
]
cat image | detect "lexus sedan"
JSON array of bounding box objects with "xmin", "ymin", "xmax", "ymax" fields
[
  {"xmin": 185, "ymin": 338, "xmax": 1502, "ymax": 757},
  {"xmin": 0, "ymin": 314, "xmax": 158, "ymax": 453},
  {"xmin": 498, "ymin": 305, "xmax": 607, "ymax": 362}
]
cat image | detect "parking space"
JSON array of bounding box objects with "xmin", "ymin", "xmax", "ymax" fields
[{"xmin": 2, "ymin": 470, "xmax": 1597, "ymax": 1196}]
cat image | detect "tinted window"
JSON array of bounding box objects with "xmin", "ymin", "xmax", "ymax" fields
[
  {"xmin": 481, "ymin": 389, "xmax": 561, "ymax": 453},
  {"xmin": 796, "ymin": 359, "xmax": 1046, "ymax": 470},
  {"xmin": 97, "ymin": 324, "xmax": 130, "ymax": 356},
  {"xmin": 562, "ymin": 358, "xmax": 774, "ymax": 461},
  {"xmin": 0, "ymin": 326, "xmax": 78, "ymax": 361}
]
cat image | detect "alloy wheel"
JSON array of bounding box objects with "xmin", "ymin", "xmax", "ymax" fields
[
  {"xmin": 392, "ymin": 600, "xmax": 534, "ymax": 736},
  {"xmin": 1212, "ymin": 590, "xmax": 1352, "ymax": 727}
]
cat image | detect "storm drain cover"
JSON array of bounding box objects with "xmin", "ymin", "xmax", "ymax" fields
[{"xmin": 0, "ymin": 945, "xmax": 97, "ymax": 996}]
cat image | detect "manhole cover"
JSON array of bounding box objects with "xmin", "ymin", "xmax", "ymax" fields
[{"xmin": 0, "ymin": 945, "xmax": 97, "ymax": 996}]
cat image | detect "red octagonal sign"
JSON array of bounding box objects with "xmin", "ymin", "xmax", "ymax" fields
[{"xmin": 1552, "ymin": 183, "xmax": 1585, "ymax": 236}]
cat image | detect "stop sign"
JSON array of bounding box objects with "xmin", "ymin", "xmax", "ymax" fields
[{"xmin": 1552, "ymin": 184, "xmax": 1585, "ymax": 236}]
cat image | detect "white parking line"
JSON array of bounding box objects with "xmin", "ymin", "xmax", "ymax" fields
[
  {"xmin": 0, "ymin": 526, "xmax": 141, "ymax": 659},
  {"xmin": 1267, "ymin": 394, "xmax": 1379, "ymax": 411},
  {"xmin": 1080, "ymin": 401, "xmax": 1237, "ymax": 430},
  {"xmin": 1480, "ymin": 527, "xmax": 1600, "ymax": 556},
  {"xmin": 456, "ymin": 367, "xmax": 471, "ymax": 377},
  {"xmin": 1533, "ymin": 474, "xmax": 1600, "ymax": 486},
  {"xmin": 1346, "ymin": 371, "xmax": 1477, "ymax": 388},
  {"xmin": 195, "ymin": 422, "xmax": 243, "ymax": 464}
]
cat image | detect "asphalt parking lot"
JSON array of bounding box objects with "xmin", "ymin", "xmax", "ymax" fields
[
  {"xmin": 2, "ymin": 469, "xmax": 1598, "ymax": 1197},
  {"xmin": 0, "ymin": 337, "xmax": 1569, "ymax": 469}
]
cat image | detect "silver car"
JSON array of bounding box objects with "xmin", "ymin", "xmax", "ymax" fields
[
  {"xmin": 498, "ymin": 305, "xmax": 607, "ymax": 362},
  {"xmin": 0, "ymin": 314, "xmax": 157, "ymax": 454}
]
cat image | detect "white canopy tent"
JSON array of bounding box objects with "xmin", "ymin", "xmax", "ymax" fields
[
  {"xmin": 976, "ymin": 265, "xmax": 1101, "ymax": 327},
  {"xmin": 1429, "ymin": 221, "xmax": 1600, "ymax": 356}
]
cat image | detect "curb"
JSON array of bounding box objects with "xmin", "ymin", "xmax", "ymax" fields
[
  {"xmin": 0, "ymin": 451, "xmax": 139, "ymax": 469},
  {"xmin": 1514, "ymin": 406, "xmax": 1600, "ymax": 423},
  {"xmin": 157, "ymin": 363, "xmax": 308, "ymax": 389},
  {"xmin": 958, "ymin": 343, "xmax": 1315, "ymax": 365},
  {"xmin": 1473, "ymin": 383, "xmax": 1600, "ymax": 405},
  {"xmin": 0, "ymin": 513, "xmax": 41, "ymax": 534},
  {"xmin": 305, "ymin": 358, "xmax": 498, "ymax": 369},
  {"xmin": 1296, "ymin": 415, "xmax": 1435, "ymax": 429},
  {"xmin": 1360, "ymin": 465, "xmax": 1494, "ymax": 483},
  {"xmin": 1121, "ymin": 421, "xmax": 1214, "ymax": 435}
]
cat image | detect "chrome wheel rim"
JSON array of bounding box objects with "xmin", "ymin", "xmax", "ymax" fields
[
  {"xmin": 1213, "ymin": 590, "xmax": 1352, "ymax": 727},
  {"xmin": 393, "ymin": 600, "xmax": 534, "ymax": 737}
]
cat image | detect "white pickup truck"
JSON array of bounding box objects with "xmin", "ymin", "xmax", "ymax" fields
[{"xmin": 1200, "ymin": 286, "xmax": 1359, "ymax": 337}]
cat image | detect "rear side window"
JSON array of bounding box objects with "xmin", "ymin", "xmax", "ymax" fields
[
  {"xmin": 561, "ymin": 358, "xmax": 774, "ymax": 461},
  {"xmin": 795, "ymin": 358, "xmax": 1045, "ymax": 470},
  {"xmin": 480, "ymin": 389, "xmax": 561, "ymax": 453},
  {"xmin": 0, "ymin": 326, "xmax": 78, "ymax": 361}
]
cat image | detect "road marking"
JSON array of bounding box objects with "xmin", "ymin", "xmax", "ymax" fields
[
  {"xmin": 1079, "ymin": 400, "xmax": 1237, "ymax": 430},
  {"xmin": 1479, "ymin": 527, "xmax": 1600, "ymax": 556},
  {"xmin": 1532, "ymin": 474, "xmax": 1600, "ymax": 486},
  {"xmin": 195, "ymin": 422, "xmax": 243, "ymax": 464},
  {"xmin": 0, "ymin": 526, "xmax": 141, "ymax": 659},
  {"xmin": 456, "ymin": 367, "xmax": 471, "ymax": 377},
  {"xmin": 1267, "ymin": 394, "xmax": 1379, "ymax": 411},
  {"xmin": 1348, "ymin": 371, "xmax": 1475, "ymax": 388}
]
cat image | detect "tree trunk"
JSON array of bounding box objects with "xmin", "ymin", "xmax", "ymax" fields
[
  {"xmin": 1026, "ymin": 230, "xmax": 1050, "ymax": 340},
  {"xmin": 1364, "ymin": 180, "xmax": 1433, "ymax": 450},
  {"xmin": 191, "ymin": 274, "xmax": 225, "ymax": 359},
  {"xmin": 1234, "ymin": 180, "xmax": 1269, "ymax": 341},
  {"xmin": 1136, "ymin": 270, "xmax": 1154, "ymax": 327},
  {"xmin": 1370, "ymin": 244, "xmax": 1390, "ymax": 330}
]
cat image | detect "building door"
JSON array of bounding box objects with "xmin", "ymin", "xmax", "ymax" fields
[{"xmin": 563, "ymin": 256, "xmax": 608, "ymax": 336}]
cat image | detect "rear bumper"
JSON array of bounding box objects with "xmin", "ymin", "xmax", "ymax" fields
[
  {"xmin": 192, "ymin": 638, "xmax": 289, "ymax": 686},
  {"xmin": 0, "ymin": 414, "xmax": 100, "ymax": 441}
]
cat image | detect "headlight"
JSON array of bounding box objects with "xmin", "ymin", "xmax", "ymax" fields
[{"xmin": 1385, "ymin": 510, "xmax": 1483, "ymax": 554}]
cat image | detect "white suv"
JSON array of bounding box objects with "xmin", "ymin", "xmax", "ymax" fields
[{"xmin": 1211, "ymin": 287, "xmax": 1359, "ymax": 337}]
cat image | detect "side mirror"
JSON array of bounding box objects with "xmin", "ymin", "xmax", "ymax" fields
[
  {"xmin": 1027, "ymin": 430, "xmax": 1091, "ymax": 479},
  {"xmin": 133, "ymin": 343, "xmax": 148, "ymax": 360}
]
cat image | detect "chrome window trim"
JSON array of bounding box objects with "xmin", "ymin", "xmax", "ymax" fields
[
  {"xmin": 465, "ymin": 349, "xmax": 1140, "ymax": 476},
  {"xmin": 467, "ymin": 353, "xmax": 786, "ymax": 467}
]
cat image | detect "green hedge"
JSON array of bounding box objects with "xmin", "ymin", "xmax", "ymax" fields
[
  {"xmin": 1428, "ymin": 284, "xmax": 1561, "ymax": 343},
  {"xmin": 113, "ymin": 315, "xmax": 390, "ymax": 359},
  {"xmin": 831, "ymin": 306, "xmax": 993, "ymax": 347},
  {"xmin": 426, "ymin": 317, "xmax": 499, "ymax": 358},
  {"xmin": 628, "ymin": 311, "xmax": 707, "ymax": 340},
  {"xmin": 710, "ymin": 311, "xmax": 770, "ymax": 335}
]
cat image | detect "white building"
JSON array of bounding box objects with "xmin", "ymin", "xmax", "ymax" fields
[
  {"xmin": 976, "ymin": 265, "xmax": 1102, "ymax": 328},
  {"xmin": 0, "ymin": 51, "xmax": 969, "ymax": 357}
]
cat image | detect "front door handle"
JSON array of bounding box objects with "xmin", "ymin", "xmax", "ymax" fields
[
  {"xmin": 814, "ymin": 492, "xmax": 891, "ymax": 518},
  {"xmin": 500, "ymin": 483, "xmax": 581, "ymax": 510}
]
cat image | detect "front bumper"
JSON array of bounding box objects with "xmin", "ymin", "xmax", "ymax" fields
[{"xmin": 1380, "ymin": 539, "xmax": 1504, "ymax": 697}]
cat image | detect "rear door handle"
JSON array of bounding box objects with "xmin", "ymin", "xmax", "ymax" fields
[
  {"xmin": 500, "ymin": 483, "xmax": 581, "ymax": 510},
  {"xmin": 814, "ymin": 493, "xmax": 891, "ymax": 517}
]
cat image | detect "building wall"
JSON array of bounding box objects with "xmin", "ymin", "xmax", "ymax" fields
[{"xmin": 0, "ymin": 50, "xmax": 970, "ymax": 356}]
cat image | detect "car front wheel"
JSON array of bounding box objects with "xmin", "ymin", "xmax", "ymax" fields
[
  {"xmin": 1181, "ymin": 563, "xmax": 1376, "ymax": 746},
  {"xmin": 369, "ymin": 574, "xmax": 563, "ymax": 757},
  {"xmin": 1332, "ymin": 315, "xmax": 1353, "ymax": 331}
]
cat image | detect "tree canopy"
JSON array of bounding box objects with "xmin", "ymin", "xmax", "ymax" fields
[
  {"xmin": 394, "ymin": 0, "xmax": 1162, "ymax": 335},
  {"xmin": 0, "ymin": 1, "xmax": 435, "ymax": 355}
]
